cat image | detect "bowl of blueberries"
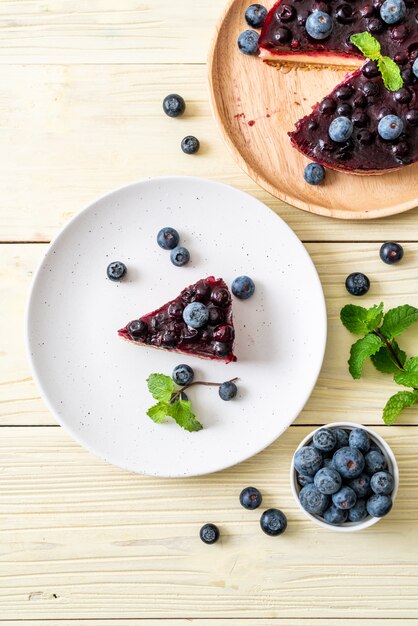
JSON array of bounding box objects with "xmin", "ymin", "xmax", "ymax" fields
[{"xmin": 290, "ymin": 423, "xmax": 398, "ymax": 531}]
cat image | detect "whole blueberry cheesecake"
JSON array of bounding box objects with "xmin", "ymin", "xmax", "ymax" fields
[{"xmin": 118, "ymin": 277, "xmax": 237, "ymax": 363}]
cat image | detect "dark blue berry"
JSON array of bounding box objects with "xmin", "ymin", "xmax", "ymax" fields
[
  {"xmin": 345, "ymin": 272, "xmax": 370, "ymax": 296},
  {"xmin": 304, "ymin": 162, "xmax": 325, "ymax": 185},
  {"xmin": 332, "ymin": 447, "xmax": 365, "ymax": 479},
  {"xmin": 294, "ymin": 446, "xmax": 323, "ymax": 476},
  {"xmin": 348, "ymin": 498, "xmax": 368, "ymax": 522},
  {"xmin": 334, "ymin": 428, "xmax": 349, "ymax": 449},
  {"xmin": 260, "ymin": 509, "xmax": 288, "ymax": 535},
  {"xmin": 240, "ymin": 486, "xmax": 262, "ymax": 510},
  {"xmin": 157, "ymin": 227, "xmax": 180, "ymax": 250},
  {"xmin": 324, "ymin": 504, "xmax": 348, "ymax": 525},
  {"xmin": 200, "ymin": 523, "xmax": 220, "ymax": 544},
  {"xmin": 313, "ymin": 428, "xmax": 337, "ymax": 452},
  {"xmin": 378, "ymin": 115, "xmax": 404, "ymax": 140},
  {"xmin": 328, "ymin": 116, "xmax": 353, "ymax": 142},
  {"xmin": 181, "ymin": 136, "xmax": 200, "ymax": 155},
  {"xmin": 365, "ymin": 450, "xmax": 387, "ymax": 475},
  {"xmin": 348, "ymin": 473, "xmax": 372, "ymax": 498},
  {"xmin": 219, "ymin": 381, "xmax": 238, "ymax": 401},
  {"xmin": 172, "ymin": 364, "xmax": 194, "ymax": 386},
  {"xmin": 349, "ymin": 428, "xmax": 370, "ymax": 454},
  {"xmin": 231, "ymin": 275, "xmax": 255, "ymax": 300},
  {"xmin": 314, "ymin": 467, "xmax": 342, "ymax": 495},
  {"xmin": 183, "ymin": 302, "xmax": 209, "ymax": 329},
  {"xmin": 332, "ymin": 485, "xmax": 357, "ymax": 510},
  {"xmin": 238, "ymin": 29, "xmax": 260, "ymax": 55},
  {"xmin": 170, "ymin": 246, "xmax": 190, "ymax": 267},
  {"xmin": 367, "ymin": 494, "xmax": 393, "ymax": 517},
  {"xmin": 323, "ymin": 457, "xmax": 333, "ymax": 468},
  {"xmin": 370, "ymin": 471, "xmax": 394, "ymax": 495},
  {"xmin": 305, "ymin": 10, "xmax": 333, "ymax": 39},
  {"xmin": 380, "ymin": 242, "xmax": 404, "ymax": 264},
  {"xmin": 299, "ymin": 484, "xmax": 329, "ymax": 515},
  {"xmin": 128, "ymin": 319, "xmax": 148, "ymax": 340},
  {"xmin": 107, "ymin": 261, "xmax": 127, "ymax": 281},
  {"xmin": 297, "ymin": 473, "xmax": 315, "ymax": 487},
  {"xmin": 245, "ymin": 4, "xmax": 268, "ymax": 28},
  {"xmin": 163, "ymin": 94, "xmax": 186, "ymax": 118}
]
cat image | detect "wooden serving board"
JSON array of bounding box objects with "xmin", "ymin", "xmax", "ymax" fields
[{"xmin": 208, "ymin": 0, "xmax": 418, "ymax": 219}]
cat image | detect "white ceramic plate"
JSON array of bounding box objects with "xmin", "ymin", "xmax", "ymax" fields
[{"xmin": 27, "ymin": 177, "xmax": 327, "ymax": 477}]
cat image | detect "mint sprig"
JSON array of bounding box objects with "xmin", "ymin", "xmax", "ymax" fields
[
  {"xmin": 350, "ymin": 32, "xmax": 403, "ymax": 92},
  {"xmin": 341, "ymin": 303, "xmax": 418, "ymax": 424}
]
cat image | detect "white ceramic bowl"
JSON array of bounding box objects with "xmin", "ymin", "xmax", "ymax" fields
[{"xmin": 290, "ymin": 422, "xmax": 399, "ymax": 532}]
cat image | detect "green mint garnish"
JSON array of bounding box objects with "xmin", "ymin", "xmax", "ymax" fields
[
  {"xmin": 341, "ymin": 302, "xmax": 418, "ymax": 424},
  {"xmin": 350, "ymin": 32, "xmax": 403, "ymax": 91}
]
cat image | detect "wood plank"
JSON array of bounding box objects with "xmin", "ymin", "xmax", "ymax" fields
[
  {"xmin": 6, "ymin": 621, "xmax": 416, "ymax": 625},
  {"xmin": 0, "ymin": 425, "xmax": 417, "ymax": 620},
  {"xmin": 3, "ymin": 243, "xmax": 418, "ymax": 427},
  {"xmin": 0, "ymin": 64, "xmax": 417, "ymax": 242}
]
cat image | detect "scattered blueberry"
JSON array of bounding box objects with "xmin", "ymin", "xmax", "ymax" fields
[
  {"xmin": 107, "ymin": 261, "xmax": 127, "ymax": 281},
  {"xmin": 365, "ymin": 450, "xmax": 387, "ymax": 475},
  {"xmin": 303, "ymin": 162, "xmax": 325, "ymax": 185},
  {"xmin": 348, "ymin": 473, "xmax": 371, "ymax": 498},
  {"xmin": 181, "ymin": 136, "xmax": 200, "ymax": 155},
  {"xmin": 172, "ymin": 364, "xmax": 194, "ymax": 386},
  {"xmin": 260, "ymin": 509, "xmax": 288, "ymax": 535},
  {"xmin": 245, "ymin": 4, "xmax": 268, "ymax": 28},
  {"xmin": 240, "ymin": 486, "xmax": 262, "ymax": 510},
  {"xmin": 345, "ymin": 272, "xmax": 370, "ymax": 296},
  {"xmin": 170, "ymin": 246, "xmax": 190, "ymax": 267},
  {"xmin": 349, "ymin": 428, "xmax": 370, "ymax": 454},
  {"xmin": 378, "ymin": 115, "xmax": 404, "ymax": 140},
  {"xmin": 334, "ymin": 428, "xmax": 349, "ymax": 449},
  {"xmin": 297, "ymin": 473, "xmax": 315, "ymax": 487},
  {"xmin": 157, "ymin": 227, "xmax": 180, "ymax": 250},
  {"xmin": 219, "ymin": 381, "xmax": 238, "ymax": 401},
  {"xmin": 328, "ymin": 116, "xmax": 353, "ymax": 142},
  {"xmin": 313, "ymin": 428, "xmax": 337, "ymax": 453},
  {"xmin": 163, "ymin": 94, "xmax": 186, "ymax": 118},
  {"xmin": 200, "ymin": 523, "xmax": 220, "ymax": 544},
  {"xmin": 294, "ymin": 446, "xmax": 323, "ymax": 476},
  {"xmin": 128, "ymin": 319, "xmax": 148, "ymax": 340},
  {"xmin": 324, "ymin": 504, "xmax": 348, "ymax": 525},
  {"xmin": 332, "ymin": 447, "xmax": 365, "ymax": 479},
  {"xmin": 231, "ymin": 276, "xmax": 256, "ymax": 300},
  {"xmin": 370, "ymin": 471, "xmax": 394, "ymax": 495},
  {"xmin": 183, "ymin": 302, "xmax": 209, "ymax": 329},
  {"xmin": 380, "ymin": 0, "xmax": 406, "ymax": 24},
  {"xmin": 332, "ymin": 485, "xmax": 357, "ymax": 510},
  {"xmin": 305, "ymin": 10, "xmax": 333, "ymax": 39},
  {"xmin": 380, "ymin": 242, "xmax": 404, "ymax": 264},
  {"xmin": 367, "ymin": 494, "xmax": 393, "ymax": 517},
  {"xmin": 299, "ymin": 484, "xmax": 329, "ymax": 515},
  {"xmin": 238, "ymin": 29, "xmax": 260, "ymax": 55},
  {"xmin": 348, "ymin": 498, "xmax": 368, "ymax": 522},
  {"xmin": 314, "ymin": 467, "xmax": 342, "ymax": 495},
  {"xmin": 413, "ymin": 58, "xmax": 418, "ymax": 79}
]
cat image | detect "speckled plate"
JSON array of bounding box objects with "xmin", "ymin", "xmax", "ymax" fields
[{"xmin": 26, "ymin": 177, "xmax": 326, "ymax": 477}]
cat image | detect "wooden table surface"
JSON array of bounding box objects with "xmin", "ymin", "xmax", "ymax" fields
[{"xmin": 2, "ymin": 1, "xmax": 418, "ymax": 624}]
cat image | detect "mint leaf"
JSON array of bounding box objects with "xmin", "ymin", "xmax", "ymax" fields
[
  {"xmin": 350, "ymin": 32, "xmax": 381, "ymax": 60},
  {"xmin": 168, "ymin": 399, "xmax": 203, "ymax": 432},
  {"xmin": 147, "ymin": 374, "xmax": 174, "ymax": 403},
  {"xmin": 394, "ymin": 356, "xmax": 418, "ymax": 388},
  {"xmin": 378, "ymin": 56, "xmax": 403, "ymax": 91},
  {"xmin": 147, "ymin": 402, "xmax": 169, "ymax": 424},
  {"xmin": 383, "ymin": 390, "xmax": 418, "ymax": 425},
  {"xmin": 340, "ymin": 302, "xmax": 383, "ymax": 334},
  {"xmin": 371, "ymin": 340, "xmax": 406, "ymax": 374},
  {"xmin": 380, "ymin": 305, "xmax": 418, "ymax": 339},
  {"xmin": 348, "ymin": 334, "xmax": 383, "ymax": 379}
]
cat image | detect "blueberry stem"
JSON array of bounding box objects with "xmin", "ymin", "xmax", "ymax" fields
[
  {"xmin": 171, "ymin": 377, "xmax": 239, "ymax": 403},
  {"xmin": 373, "ymin": 330, "xmax": 406, "ymax": 371}
]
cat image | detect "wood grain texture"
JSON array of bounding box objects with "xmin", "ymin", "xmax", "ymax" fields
[
  {"xmin": 1, "ymin": 64, "xmax": 418, "ymax": 242},
  {"xmin": 8, "ymin": 622, "xmax": 418, "ymax": 626},
  {"xmin": 3, "ymin": 243, "xmax": 418, "ymax": 427},
  {"xmin": 0, "ymin": 425, "xmax": 417, "ymax": 619}
]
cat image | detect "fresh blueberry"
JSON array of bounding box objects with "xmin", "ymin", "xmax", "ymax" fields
[
  {"xmin": 378, "ymin": 115, "xmax": 404, "ymax": 140},
  {"xmin": 332, "ymin": 485, "xmax": 357, "ymax": 510},
  {"xmin": 413, "ymin": 58, "xmax": 418, "ymax": 79},
  {"xmin": 332, "ymin": 447, "xmax": 365, "ymax": 479},
  {"xmin": 365, "ymin": 450, "xmax": 387, "ymax": 475},
  {"xmin": 349, "ymin": 428, "xmax": 370, "ymax": 454},
  {"xmin": 107, "ymin": 261, "xmax": 127, "ymax": 281},
  {"xmin": 299, "ymin": 484, "xmax": 329, "ymax": 515},
  {"xmin": 314, "ymin": 467, "xmax": 342, "ymax": 495},
  {"xmin": 313, "ymin": 428, "xmax": 337, "ymax": 452},
  {"xmin": 170, "ymin": 246, "xmax": 190, "ymax": 267},
  {"xmin": 348, "ymin": 473, "xmax": 371, "ymax": 498},
  {"xmin": 303, "ymin": 162, "xmax": 325, "ymax": 185},
  {"xmin": 334, "ymin": 428, "xmax": 349, "ymax": 449},
  {"xmin": 324, "ymin": 505, "xmax": 348, "ymax": 525},
  {"xmin": 380, "ymin": 242, "xmax": 404, "ymax": 264},
  {"xmin": 345, "ymin": 272, "xmax": 370, "ymax": 296},
  {"xmin": 219, "ymin": 381, "xmax": 238, "ymax": 401},
  {"xmin": 348, "ymin": 498, "xmax": 368, "ymax": 522},
  {"xmin": 183, "ymin": 302, "xmax": 209, "ymax": 329},
  {"xmin": 200, "ymin": 523, "xmax": 220, "ymax": 544},
  {"xmin": 297, "ymin": 473, "xmax": 315, "ymax": 487},
  {"xmin": 231, "ymin": 276, "xmax": 255, "ymax": 300},
  {"xmin": 328, "ymin": 116, "xmax": 353, "ymax": 142},
  {"xmin": 240, "ymin": 486, "xmax": 262, "ymax": 510},
  {"xmin": 260, "ymin": 509, "xmax": 288, "ymax": 536},
  {"xmin": 323, "ymin": 457, "xmax": 333, "ymax": 468},
  {"xmin": 181, "ymin": 136, "xmax": 200, "ymax": 155},
  {"xmin": 380, "ymin": 0, "xmax": 406, "ymax": 24},
  {"xmin": 305, "ymin": 10, "xmax": 333, "ymax": 39},
  {"xmin": 128, "ymin": 319, "xmax": 148, "ymax": 340},
  {"xmin": 162, "ymin": 94, "xmax": 186, "ymax": 118},
  {"xmin": 157, "ymin": 227, "xmax": 180, "ymax": 250},
  {"xmin": 294, "ymin": 446, "xmax": 323, "ymax": 476},
  {"xmin": 367, "ymin": 494, "xmax": 393, "ymax": 517},
  {"xmin": 245, "ymin": 4, "xmax": 268, "ymax": 28},
  {"xmin": 172, "ymin": 364, "xmax": 194, "ymax": 386},
  {"xmin": 237, "ymin": 29, "xmax": 260, "ymax": 55},
  {"xmin": 370, "ymin": 471, "xmax": 394, "ymax": 495}
]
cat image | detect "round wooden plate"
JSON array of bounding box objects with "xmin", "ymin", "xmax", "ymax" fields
[{"xmin": 208, "ymin": 0, "xmax": 418, "ymax": 220}]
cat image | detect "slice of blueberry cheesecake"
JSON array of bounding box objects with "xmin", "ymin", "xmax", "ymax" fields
[{"xmin": 118, "ymin": 277, "xmax": 237, "ymax": 363}]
